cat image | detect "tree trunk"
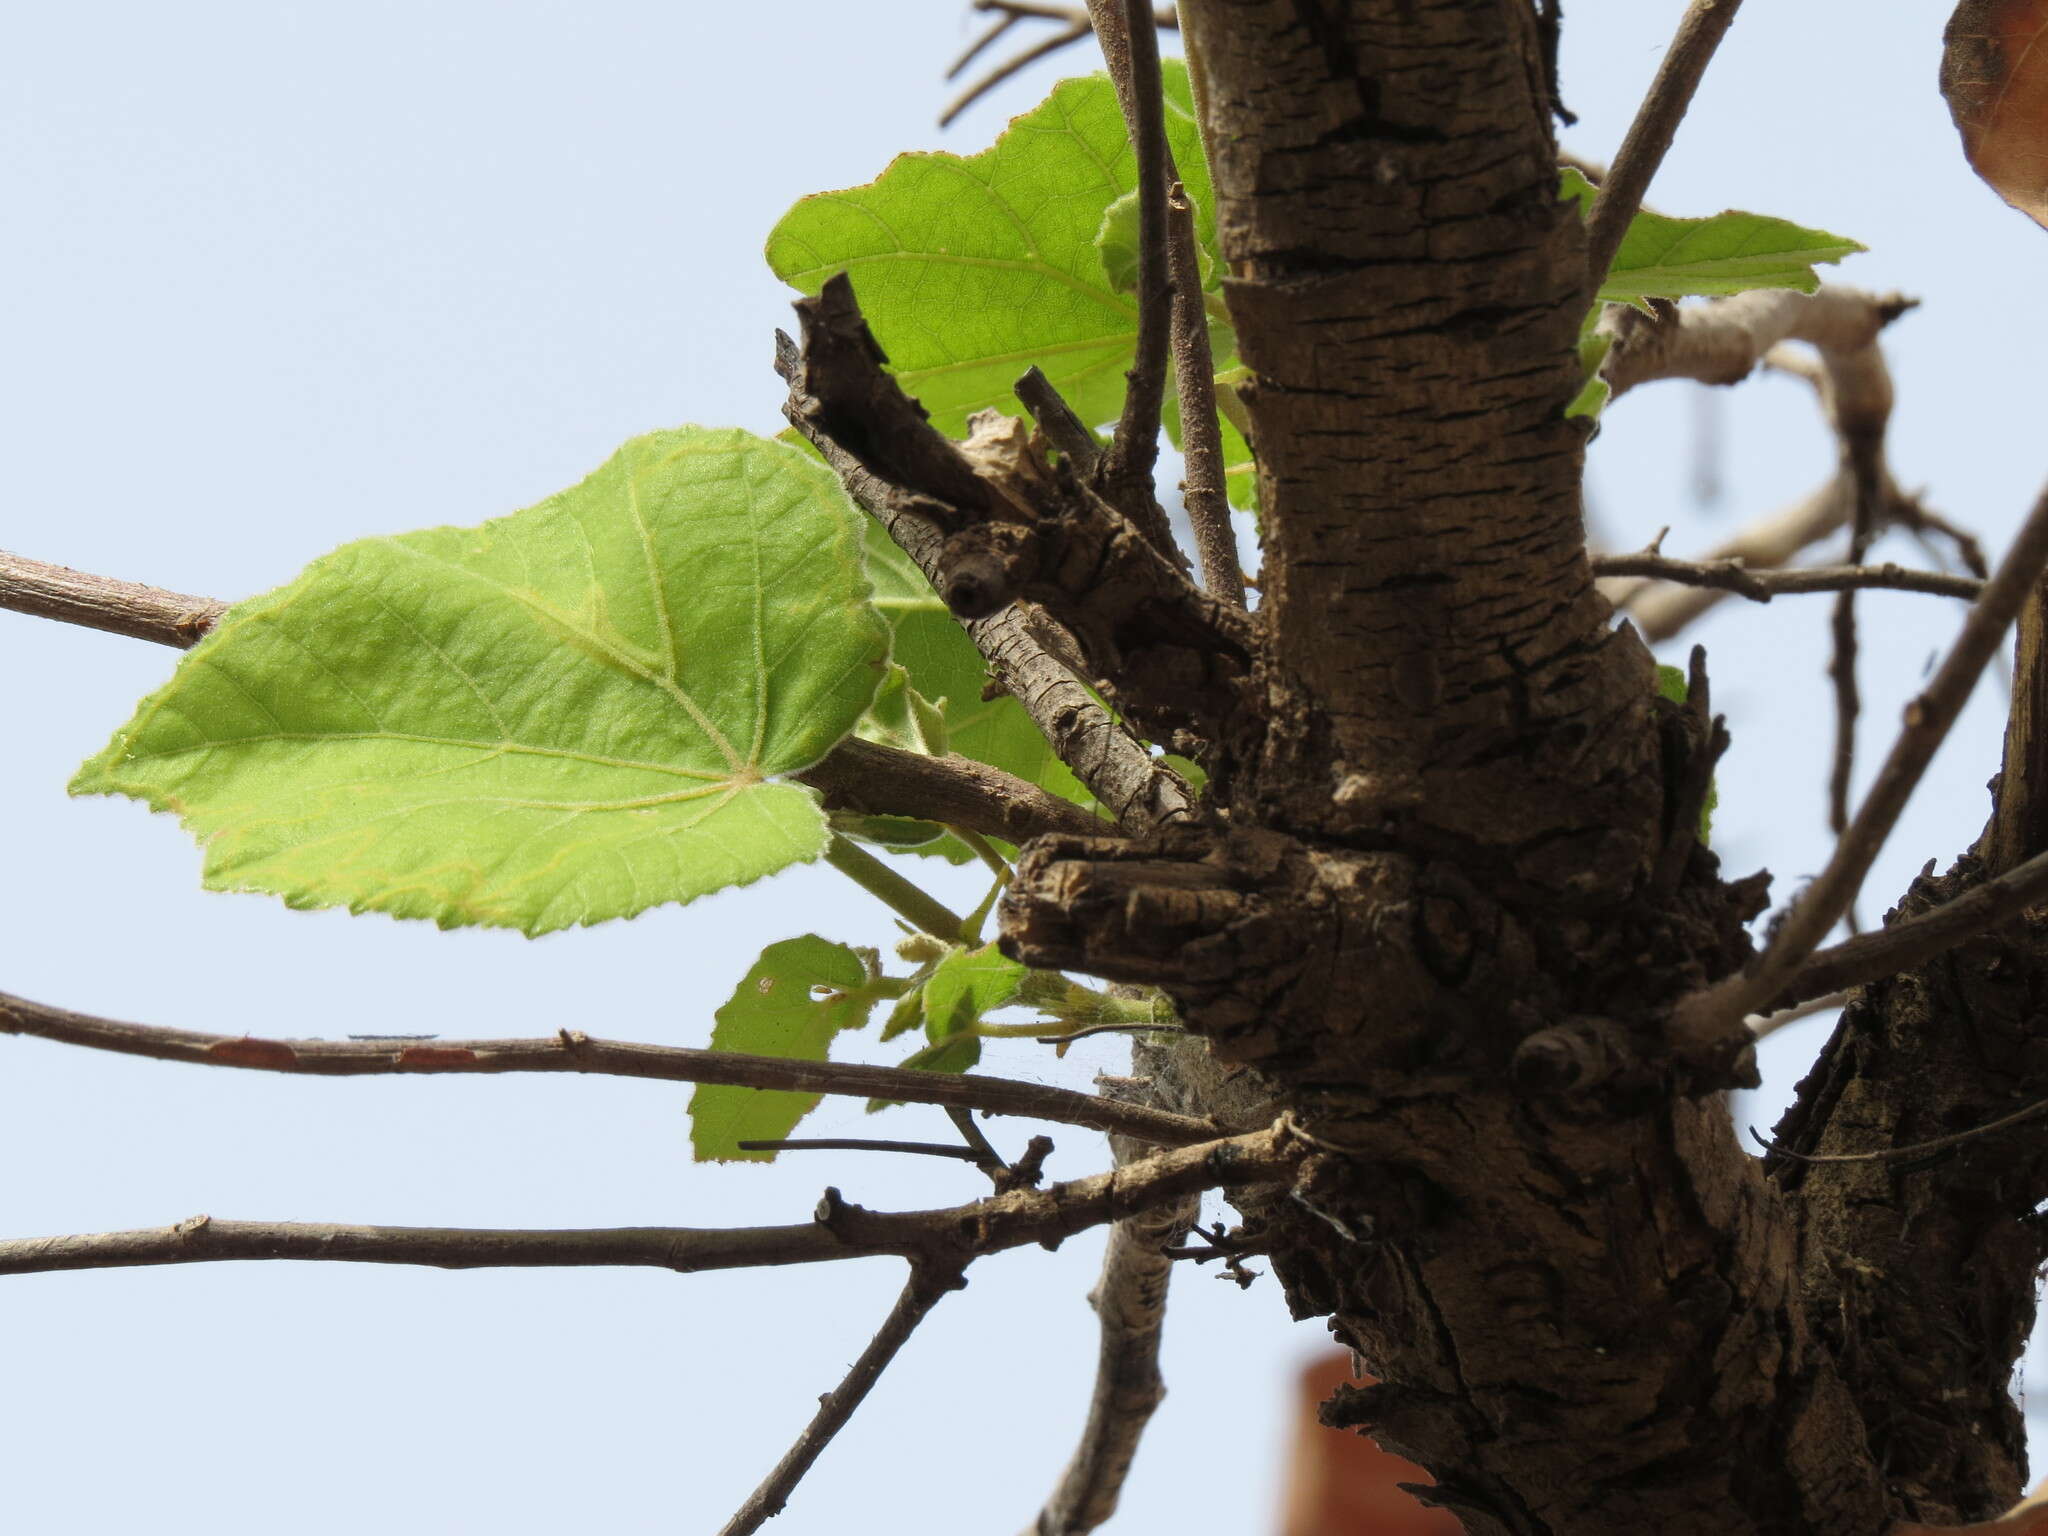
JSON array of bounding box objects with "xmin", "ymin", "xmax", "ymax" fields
[{"xmin": 1002, "ymin": 4, "xmax": 2046, "ymax": 1531}]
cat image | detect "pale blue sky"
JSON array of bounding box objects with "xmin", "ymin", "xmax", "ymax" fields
[{"xmin": 4, "ymin": 5, "xmax": 2044, "ymax": 1532}]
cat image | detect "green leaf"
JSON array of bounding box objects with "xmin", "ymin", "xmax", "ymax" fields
[
  {"xmin": 1562, "ymin": 167, "xmax": 1863, "ymax": 310},
  {"xmin": 923, "ymin": 942, "xmax": 1027, "ymax": 1041},
  {"xmin": 72, "ymin": 428, "xmax": 889, "ymax": 935},
  {"xmin": 766, "ymin": 62, "xmax": 1218, "ymax": 435},
  {"xmin": 1097, "ymin": 188, "xmax": 1213, "ymax": 296},
  {"xmin": 690, "ymin": 936, "xmax": 874, "ymax": 1162}
]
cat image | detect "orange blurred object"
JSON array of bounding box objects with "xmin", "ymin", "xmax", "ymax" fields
[{"xmin": 1278, "ymin": 1352, "xmax": 1463, "ymax": 1536}]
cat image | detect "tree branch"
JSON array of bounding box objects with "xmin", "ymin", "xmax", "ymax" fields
[
  {"xmin": 1085, "ymin": 0, "xmax": 1175, "ymax": 554},
  {"xmin": 719, "ymin": 1263, "xmax": 963, "ymax": 1536},
  {"xmin": 1166, "ymin": 181, "xmax": 1246, "ymax": 609},
  {"xmin": 1672, "ymin": 480, "xmax": 2048, "ymax": 1062},
  {"xmin": 0, "ymin": 549, "xmax": 227, "ymax": 646},
  {"xmin": 1601, "ymin": 286, "xmax": 1914, "ymax": 403},
  {"xmin": 0, "ymin": 546, "xmax": 1100, "ymax": 849},
  {"xmin": 0, "ymin": 1124, "xmax": 1301, "ymax": 1280},
  {"xmin": 1772, "ymin": 847, "xmax": 2048, "ymax": 1013},
  {"xmin": 937, "ymin": 2, "xmax": 1178, "ymax": 131},
  {"xmin": 776, "ymin": 308, "xmax": 1212, "ymax": 826},
  {"xmin": 1582, "ymin": 0, "xmax": 1746, "ymax": 286},
  {"xmin": 1027, "ymin": 1094, "xmax": 1197, "ymax": 1536},
  {"xmin": 1590, "ymin": 552, "xmax": 1981, "ymax": 604},
  {"xmin": 0, "ymin": 989, "xmax": 1223, "ymax": 1147}
]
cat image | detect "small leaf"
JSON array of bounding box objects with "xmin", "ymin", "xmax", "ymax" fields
[
  {"xmin": 72, "ymin": 428, "xmax": 888, "ymax": 934},
  {"xmin": 1943, "ymin": 0, "xmax": 2048, "ymax": 229},
  {"xmin": 1097, "ymin": 188, "xmax": 1213, "ymax": 296},
  {"xmin": 690, "ymin": 937, "xmax": 874, "ymax": 1162},
  {"xmin": 1561, "ymin": 167, "xmax": 1863, "ymax": 309},
  {"xmin": 923, "ymin": 942, "xmax": 1027, "ymax": 1041}
]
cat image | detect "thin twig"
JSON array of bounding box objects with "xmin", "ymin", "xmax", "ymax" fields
[
  {"xmin": 0, "ymin": 1124, "xmax": 1302, "ymax": 1280},
  {"xmin": 0, "ymin": 990, "xmax": 1223, "ymax": 1147},
  {"xmin": 1583, "ymin": 0, "xmax": 1747, "ymax": 285},
  {"xmin": 938, "ymin": 3, "xmax": 1179, "ymax": 130},
  {"xmin": 0, "ymin": 549, "xmax": 1104, "ymax": 849},
  {"xmin": 1750, "ymin": 1095, "xmax": 2048, "ymax": 1167},
  {"xmin": 721, "ymin": 1263, "xmax": 965, "ymax": 1536},
  {"xmin": 1088, "ymin": 0, "xmax": 1174, "ymax": 547},
  {"xmin": 1747, "ymin": 991, "xmax": 1849, "ymax": 1042},
  {"xmin": 1166, "ymin": 182, "xmax": 1245, "ymax": 608},
  {"xmin": 1769, "ymin": 845, "xmax": 2048, "ymax": 1013},
  {"xmin": 1826, "ymin": 440, "xmax": 1890, "ymax": 933},
  {"xmin": 1673, "ymin": 480, "xmax": 2048, "ymax": 1051},
  {"xmin": 0, "ymin": 549, "xmax": 227, "ymax": 646},
  {"xmin": 734, "ymin": 1138, "xmax": 990, "ymax": 1162},
  {"xmin": 1027, "ymin": 1082, "xmax": 1197, "ymax": 1535},
  {"xmin": 945, "ymin": 1104, "xmax": 1010, "ymax": 1173},
  {"xmin": 947, "ymin": 10, "xmax": 1023, "ymax": 81},
  {"xmin": 1016, "ymin": 365, "xmax": 1103, "ymax": 472},
  {"xmin": 1590, "ymin": 552, "xmax": 1981, "ymax": 604},
  {"xmin": 940, "ymin": 18, "xmax": 1090, "ymax": 127},
  {"xmin": 1036, "ymin": 1020, "xmax": 1185, "ymax": 1045}
]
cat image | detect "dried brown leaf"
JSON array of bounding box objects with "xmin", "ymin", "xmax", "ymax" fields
[{"xmin": 1944, "ymin": 0, "xmax": 2048, "ymax": 228}]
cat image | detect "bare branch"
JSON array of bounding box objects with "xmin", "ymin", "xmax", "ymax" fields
[
  {"xmin": 0, "ymin": 549, "xmax": 226, "ymax": 647},
  {"xmin": 1769, "ymin": 845, "xmax": 2048, "ymax": 1013},
  {"xmin": 941, "ymin": 17, "xmax": 1090, "ymax": 128},
  {"xmin": 796, "ymin": 735, "xmax": 1108, "ymax": 846},
  {"xmin": 1754, "ymin": 1094, "xmax": 2048, "ymax": 1168},
  {"xmin": 733, "ymin": 1138, "xmax": 992, "ymax": 1162},
  {"xmin": 1591, "ymin": 552, "xmax": 1981, "ymax": 604},
  {"xmin": 1085, "ymin": 0, "xmax": 1177, "ymax": 558},
  {"xmin": 1016, "ymin": 365, "xmax": 1103, "ymax": 474},
  {"xmin": 720, "ymin": 1263, "xmax": 963, "ymax": 1536},
  {"xmin": 1028, "ymin": 1099, "xmax": 1197, "ymax": 1535},
  {"xmin": 776, "ymin": 315, "xmax": 1200, "ymax": 830},
  {"xmin": 0, "ymin": 1124, "xmax": 1302, "ymax": 1280},
  {"xmin": 0, "ymin": 989, "xmax": 1223, "ymax": 1147},
  {"xmin": 938, "ymin": 3, "xmax": 1178, "ymax": 131},
  {"xmin": 1167, "ymin": 181, "xmax": 1246, "ymax": 608},
  {"xmin": 1672, "ymin": 480, "xmax": 2048, "ymax": 1063},
  {"xmin": 1602, "ymin": 287, "xmax": 1914, "ymax": 404},
  {"xmin": 1583, "ymin": 0, "xmax": 1747, "ymax": 286}
]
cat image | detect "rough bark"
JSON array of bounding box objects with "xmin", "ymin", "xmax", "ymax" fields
[{"xmin": 991, "ymin": 4, "xmax": 2013, "ymax": 1533}]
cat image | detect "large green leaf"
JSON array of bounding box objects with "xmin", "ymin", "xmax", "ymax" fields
[
  {"xmin": 766, "ymin": 62, "xmax": 1219, "ymax": 435},
  {"xmin": 1562, "ymin": 168, "xmax": 1863, "ymax": 308},
  {"xmin": 72, "ymin": 428, "xmax": 889, "ymax": 935},
  {"xmin": 690, "ymin": 936, "xmax": 874, "ymax": 1162}
]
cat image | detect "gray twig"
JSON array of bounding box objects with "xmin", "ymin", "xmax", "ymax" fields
[
  {"xmin": 0, "ymin": 989, "xmax": 1223, "ymax": 1147},
  {"xmin": 719, "ymin": 1265, "xmax": 964, "ymax": 1536},
  {"xmin": 1583, "ymin": 0, "xmax": 1746, "ymax": 285},
  {"xmin": 1674, "ymin": 480, "xmax": 2048, "ymax": 1050},
  {"xmin": 1166, "ymin": 182, "xmax": 1245, "ymax": 607}
]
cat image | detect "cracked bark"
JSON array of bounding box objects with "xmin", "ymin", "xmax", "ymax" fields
[{"xmin": 1003, "ymin": 3, "xmax": 1973, "ymax": 1531}]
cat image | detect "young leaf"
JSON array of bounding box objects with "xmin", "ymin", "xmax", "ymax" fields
[
  {"xmin": 72, "ymin": 428, "xmax": 889, "ymax": 935},
  {"xmin": 689, "ymin": 936, "xmax": 875, "ymax": 1162},
  {"xmin": 1560, "ymin": 168, "xmax": 1863, "ymax": 310},
  {"xmin": 766, "ymin": 62, "xmax": 1221, "ymax": 434},
  {"xmin": 923, "ymin": 942, "xmax": 1028, "ymax": 1041}
]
